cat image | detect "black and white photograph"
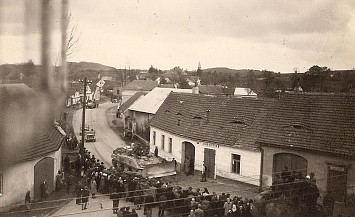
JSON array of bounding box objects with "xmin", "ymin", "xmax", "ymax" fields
[{"xmin": 0, "ymin": 0, "xmax": 354, "ymax": 216}]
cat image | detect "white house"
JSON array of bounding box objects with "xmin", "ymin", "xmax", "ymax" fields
[
  {"xmin": 67, "ymin": 81, "xmax": 98, "ymax": 107},
  {"xmin": 0, "ymin": 124, "xmax": 64, "ymax": 210},
  {"xmin": 149, "ymin": 93, "xmax": 271, "ymax": 186},
  {"xmin": 233, "ymin": 87, "xmax": 257, "ymax": 97},
  {"xmin": 0, "ymin": 84, "xmax": 65, "ymax": 211},
  {"xmin": 125, "ymin": 87, "xmax": 192, "ymax": 142}
]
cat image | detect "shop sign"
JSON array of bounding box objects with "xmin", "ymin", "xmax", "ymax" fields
[{"xmin": 202, "ymin": 142, "xmax": 219, "ymax": 148}]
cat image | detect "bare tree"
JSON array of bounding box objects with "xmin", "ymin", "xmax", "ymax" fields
[
  {"xmin": 53, "ymin": 12, "xmax": 79, "ymax": 67},
  {"xmin": 66, "ymin": 13, "xmax": 79, "ymax": 59}
]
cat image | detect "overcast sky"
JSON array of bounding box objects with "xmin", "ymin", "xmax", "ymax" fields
[{"xmin": 1, "ymin": 0, "xmax": 354, "ymax": 72}]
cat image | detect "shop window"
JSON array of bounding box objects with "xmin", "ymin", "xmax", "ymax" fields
[{"xmin": 231, "ymin": 154, "xmax": 241, "ymax": 174}]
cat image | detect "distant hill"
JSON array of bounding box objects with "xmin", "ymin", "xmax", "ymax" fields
[
  {"xmin": 0, "ymin": 61, "xmax": 120, "ymax": 88},
  {"xmin": 68, "ymin": 61, "xmax": 116, "ymax": 72},
  {"xmin": 67, "ymin": 61, "xmax": 118, "ymax": 81}
]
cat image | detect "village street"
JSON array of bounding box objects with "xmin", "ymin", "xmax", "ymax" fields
[
  {"xmin": 72, "ymin": 102, "xmax": 123, "ymax": 166},
  {"xmin": 49, "ymin": 102, "xmax": 259, "ymax": 217}
]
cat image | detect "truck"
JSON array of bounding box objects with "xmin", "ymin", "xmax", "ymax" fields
[
  {"xmin": 85, "ymin": 130, "xmax": 96, "ymax": 142},
  {"xmin": 111, "ymin": 143, "xmax": 176, "ymax": 178}
]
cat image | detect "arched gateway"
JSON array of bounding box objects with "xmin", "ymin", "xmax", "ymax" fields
[
  {"xmin": 181, "ymin": 142, "xmax": 195, "ymax": 174},
  {"xmin": 34, "ymin": 157, "xmax": 54, "ymax": 201}
]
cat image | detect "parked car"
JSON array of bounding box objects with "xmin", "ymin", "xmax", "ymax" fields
[
  {"xmin": 86, "ymin": 100, "xmax": 99, "ymax": 109},
  {"xmin": 111, "ymin": 98, "xmax": 118, "ymax": 103}
]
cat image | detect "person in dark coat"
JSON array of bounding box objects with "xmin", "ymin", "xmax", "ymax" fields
[
  {"xmin": 305, "ymin": 180, "xmax": 320, "ymax": 215},
  {"xmin": 75, "ymin": 183, "xmax": 82, "ymax": 204},
  {"xmin": 201, "ymin": 163, "xmax": 207, "ymax": 182},
  {"xmin": 81, "ymin": 186, "xmax": 90, "ymax": 210},
  {"xmin": 195, "ymin": 204, "xmax": 204, "ymax": 217},
  {"xmin": 117, "ymin": 207, "xmax": 125, "ymax": 217},
  {"xmin": 64, "ymin": 154, "xmax": 70, "ymax": 172},
  {"xmin": 25, "ymin": 191, "xmax": 31, "ymax": 210},
  {"xmin": 154, "ymin": 146, "xmax": 159, "ymax": 157},
  {"xmin": 112, "ymin": 190, "xmax": 120, "ymax": 214},
  {"xmin": 185, "ymin": 157, "xmax": 191, "ymax": 176},
  {"xmin": 40, "ymin": 180, "xmax": 48, "ymax": 201},
  {"xmin": 158, "ymin": 192, "xmax": 167, "ymax": 217},
  {"xmin": 129, "ymin": 209, "xmax": 138, "ymax": 217},
  {"xmin": 144, "ymin": 194, "xmax": 155, "ymax": 217}
]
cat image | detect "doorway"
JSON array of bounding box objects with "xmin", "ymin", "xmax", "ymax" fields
[
  {"xmin": 204, "ymin": 148, "xmax": 216, "ymax": 178},
  {"xmin": 327, "ymin": 165, "xmax": 347, "ymax": 202},
  {"xmin": 182, "ymin": 142, "xmax": 195, "ymax": 174},
  {"xmin": 34, "ymin": 157, "xmax": 54, "ymax": 201}
]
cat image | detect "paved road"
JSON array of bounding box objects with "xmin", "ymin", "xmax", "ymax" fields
[
  {"xmin": 51, "ymin": 102, "xmax": 160, "ymax": 217},
  {"xmin": 73, "ymin": 102, "xmax": 124, "ymax": 166}
]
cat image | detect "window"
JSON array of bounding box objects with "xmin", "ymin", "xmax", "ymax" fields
[
  {"xmin": 116, "ymin": 90, "xmax": 120, "ymax": 95},
  {"xmin": 162, "ymin": 135, "xmax": 165, "ymax": 150},
  {"xmin": 231, "ymin": 154, "xmax": 241, "ymax": 174},
  {"xmin": 169, "ymin": 138, "xmax": 173, "ymax": 153},
  {"xmin": 153, "ymin": 131, "xmax": 156, "ymax": 146},
  {"xmin": 0, "ymin": 173, "xmax": 3, "ymax": 194}
]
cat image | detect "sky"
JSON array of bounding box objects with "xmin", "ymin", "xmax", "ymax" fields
[{"xmin": 1, "ymin": 0, "xmax": 355, "ymax": 72}]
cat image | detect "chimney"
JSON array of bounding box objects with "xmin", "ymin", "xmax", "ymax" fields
[{"xmin": 206, "ymin": 109, "xmax": 211, "ymax": 123}]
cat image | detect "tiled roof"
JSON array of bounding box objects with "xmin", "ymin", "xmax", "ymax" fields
[
  {"xmin": 20, "ymin": 123, "xmax": 66, "ymax": 162},
  {"xmin": 150, "ymin": 93, "xmax": 271, "ymax": 150},
  {"xmin": 259, "ymin": 93, "xmax": 355, "ymax": 157},
  {"xmin": 197, "ymin": 85, "xmax": 224, "ymax": 95},
  {"xmin": 103, "ymin": 80, "xmax": 120, "ymax": 90},
  {"xmin": 222, "ymin": 87, "xmax": 235, "ymax": 95},
  {"xmin": 0, "ymin": 84, "xmax": 66, "ymax": 166},
  {"xmin": 120, "ymin": 91, "xmax": 145, "ymax": 113},
  {"xmin": 123, "ymin": 80, "xmax": 158, "ymax": 91},
  {"xmin": 128, "ymin": 88, "xmax": 192, "ymax": 114}
]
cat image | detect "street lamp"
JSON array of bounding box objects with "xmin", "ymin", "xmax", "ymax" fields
[{"xmin": 78, "ymin": 77, "xmax": 92, "ymax": 164}]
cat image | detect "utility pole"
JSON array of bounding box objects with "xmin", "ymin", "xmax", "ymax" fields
[{"xmin": 79, "ymin": 77, "xmax": 91, "ymax": 164}]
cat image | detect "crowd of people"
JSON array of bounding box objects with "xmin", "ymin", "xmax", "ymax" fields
[{"xmin": 60, "ymin": 142, "xmax": 255, "ymax": 217}]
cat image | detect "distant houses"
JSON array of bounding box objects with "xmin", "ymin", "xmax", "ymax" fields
[
  {"xmin": 192, "ymin": 85, "xmax": 257, "ymax": 97},
  {"xmin": 121, "ymin": 80, "xmax": 158, "ymax": 103},
  {"xmin": 66, "ymin": 80, "xmax": 99, "ymax": 107}
]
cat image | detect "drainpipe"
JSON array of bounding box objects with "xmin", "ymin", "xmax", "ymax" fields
[{"xmin": 259, "ymin": 147, "xmax": 264, "ymax": 191}]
